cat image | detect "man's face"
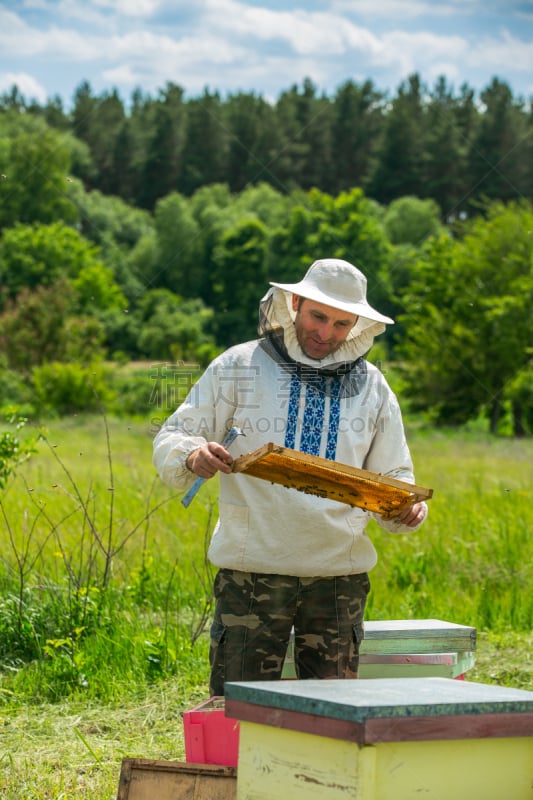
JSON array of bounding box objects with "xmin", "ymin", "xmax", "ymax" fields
[{"xmin": 291, "ymin": 295, "xmax": 357, "ymax": 360}]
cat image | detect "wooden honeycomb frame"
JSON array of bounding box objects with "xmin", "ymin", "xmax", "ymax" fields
[{"xmin": 231, "ymin": 443, "xmax": 432, "ymax": 518}]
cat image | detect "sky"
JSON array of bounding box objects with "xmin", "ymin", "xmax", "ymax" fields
[{"xmin": 0, "ymin": 0, "xmax": 532, "ymax": 109}]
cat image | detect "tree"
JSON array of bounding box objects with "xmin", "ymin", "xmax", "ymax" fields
[
  {"xmin": 0, "ymin": 118, "xmax": 77, "ymax": 232},
  {"xmin": 422, "ymin": 77, "xmax": 470, "ymax": 217},
  {"xmin": 188, "ymin": 183, "xmax": 237, "ymax": 306},
  {"xmin": 466, "ymin": 79, "xmax": 529, "ymax": 209},
  {"xmin": 0, "ymin": 279, "xmax": 105, "ymax": 372},
  {"xmin": 71, "ymin": 81, "xmax": 98, "ymax": 145},
  {"xmin": 63, "ymin": 180, "xmax": 153, "ymax": 303},
  {"xmin": 225, "ymin": 91, "xmax": 284, "ymax": 193},
  {"xmin": 98, "ymin": 93, "xmax": 128, "ymax": 188},
  {"xmin": 82, "ymin": 90, "xmax": 126, "ymax": 196},
  {"xmin": 398, "ymin": 200, "xmax": 533, "ymax": 432},
  {"xmin": 381, "ymin": 196, "xmax": 449, "ymax": 348},
  {"xmin": 267, "ymin": 187, "xmax": 391, "ymax": 318},
  {"xmin": 179, "ymin": 90, "xmax": 230, "ymax": 195},
  {"xmin": 71, "ymin": 183, "xmax": 154, "ymax": 251},
  {"xmin": 395, "ymin": 234, "xmax": 474, "ymax": 422},
  {"xmin": 265, "ymin": 183, "xmax": 329, "ymax": 275},
  {"xmin": 505, "ymin": 364, "xmax": 533, "ymax": 436},
  {"xmin": 0, "ymin": 222, "xmax": 105, "ymax": 303},
  {"xmin": 275, "ymin": 79, "xmax": 333, "ymax": 192},
  {"xmin": 110, "ymin": 118, "xmax": 137, "ymax": 203},
  {"xmin": 384, "ymin": 196, "xmax": 443, "ymax": 245},
  {"xmin": 153, "ymin": 192, "xmax": 205, "ymax": 297},
  {"xmin": 233, "ymin": 183, "xmax": 290, "ymax": 230},
  {"xmin": 70, "ymin": 81, "xmax": 100, "ymax": 189},
  {"xmin": 134, "ymin": 288, "xmax": 216, "ymax": 362},
  {"xmin": 331, "ymin": 79, "xmax": 384, "ymax": 192},
  {"xmin": 125, "ymin": 229, "xmax": 160, "ymax": 292},
  {"xmin": 454, "ymin": 200, "xmax": 533, "ymax": 432},
  {"xmin": 139, "ymin": 83, "xmax": 187, "ymax": 209},
  {"xmin": 212, "ymin": 217, "xmax": 269, "ymax": 344},
  {"xmin": 0, "ymin": 220, "xmax": 131, "ymax": 359},
  {"xmin": 367, "ymin": 74, "xmax": 426, "ymax": 203},
  {"xmin": 42, "ymin": 94, "xmax": 70, "ymax": 131},
  {"xmin": 72, "ymin": 263, "xmax": 127, "ymax": 314},
  {"xmin": 308, "ymin": 188, "xmax": 393, "ymax": 327},
  {"xmin": 121, "ymin": 87, "xmax": 159, "ymax": 204}
]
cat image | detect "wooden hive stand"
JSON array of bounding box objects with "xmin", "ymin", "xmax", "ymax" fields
[{"xmin": 116, "ymin": 758, "xmax": 236, "ymax": 800}]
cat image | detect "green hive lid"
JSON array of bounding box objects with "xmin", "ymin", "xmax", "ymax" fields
[{"xmin": 225, "ymin": 677, "xmax": 533, "ymax": 722}]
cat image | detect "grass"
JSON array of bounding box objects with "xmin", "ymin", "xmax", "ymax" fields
[
  {"xmin": 0, "ymin": 415, "xmax": 531, "ymax": 797},
  {"xmin": 0, "ymin": 631, "xmax": 530, "ymax": 800},
  {"xmin": 0, "ymin": 680, "xmax": 203, "ymax": 799}
]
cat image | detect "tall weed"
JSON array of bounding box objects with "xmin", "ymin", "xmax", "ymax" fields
[{"xmin": 0, "ymin": 415, "xmax": 214, "ymax": 702}]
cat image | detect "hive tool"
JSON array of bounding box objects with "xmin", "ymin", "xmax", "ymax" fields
[{"xmin": 180, "ymin": 426, "xmax": 245, "ymax": 508}]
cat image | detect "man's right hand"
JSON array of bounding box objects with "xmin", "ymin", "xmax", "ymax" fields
[{"xmin": 186, "ymin": 442, "xmax": 234, "ymax": 479}]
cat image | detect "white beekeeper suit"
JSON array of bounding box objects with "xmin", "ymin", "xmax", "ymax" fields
[{"xmin": 153, "ymin": 258, "xmax": 427, "ymax": 578}]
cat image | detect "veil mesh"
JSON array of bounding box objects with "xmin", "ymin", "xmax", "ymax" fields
[{"xmin": 258, "ymin": 292, "xmax": 369, "ymax": 399}]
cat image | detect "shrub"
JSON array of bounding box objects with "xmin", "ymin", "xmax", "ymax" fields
[
  {"xmin": 31, "ymin": 362, "xmax": 114, "ymax": 416},
  {"xmin": 0, "ymin": 356, "xmax": 34, "ymax": 416},
  {"xmin": 0, "ymin": 410, "xmax": 37, "ymax": 488}
]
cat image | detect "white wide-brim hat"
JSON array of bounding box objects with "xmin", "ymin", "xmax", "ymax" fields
[{"xmin": 269, "ymin": 258, "xmax": 393, "ymax": 325}]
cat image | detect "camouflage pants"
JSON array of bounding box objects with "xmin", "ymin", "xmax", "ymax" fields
[{"xmin": 209, "ymin": 569, "xmax": 370, "ymax": 696}]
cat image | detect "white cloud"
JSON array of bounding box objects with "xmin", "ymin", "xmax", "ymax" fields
[
  {"xmin": 0, "ymin": 72, "xmax": 48, "ymax": 103},
  {"xmin": 186, "ymin": 0, "xmax": 470, "ymax": 76},
  {"xmin": 38, "ymin": 29, "xmax": 100, "ymax": 59},
  {"xmin": 20, "ymin": 0, "xmax": 110, "ymax": 27},
  {"xmin": 102, "ymin": 64, "xmax": 140, "ymax": 86},
  {"xmin": 95, "ymin": 30, "xmax": 251, "ymax": 96},
  {"xmin": 0, "ymin": 9, "xmax": 98, "ymax": 59},
  {"xmin": 331, "ymin": 0, "xmax": 520, "ymax": 19},
  {"xmin": 0, "ymin": 7, "xmax": 29, "ymax": 38},
  {"xmin": 17, "ymin": 0, "xmax": 160, "ymax": 29},
  {"xmin": 193, "ymin": 1, "xmax": 384, "ymax": 60},
  {"xmin": 108, "ymin": 30, "xmax": 248, "ymax": 68},
  {"xmin": 467, "ymin": 29, "xmax": 533, "ymax": 74},
  {"xmin": 379, "ymin": 29, "xmax": 467, "ymax": 72},
  {"xmin": 1, "ymin": 0, "xmax": 531, "ymax": 105},
  {"xmin": 18, "ymin": 0, "xmax": 50, "ymax": 8},
  {"xmin": 98, "ymin": 0, "xmax": 161, "ymax": 15},
  {"xmin": 331, "ymin": 0, "xmax": 466, "ymax": 18}
]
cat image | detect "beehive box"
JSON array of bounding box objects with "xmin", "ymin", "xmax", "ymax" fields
[
  {"xmin": 225, "ymin": 678, "xmax": 533, "ymax": 800},
  {"xmin": 282, "ymin": 619, "xmax": 477, "ymax": 679},
  {"xmin": 231, "ymin": 443, "xmax": 432, "ymax": 518},
  {"xmin": 183, "ymin": 696, "xmax": 239, "ymax": 767}
]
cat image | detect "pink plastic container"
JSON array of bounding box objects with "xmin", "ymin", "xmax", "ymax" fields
[{"xmin": 183, "ymin": 696, "xmax": 240, "ymax": 767}]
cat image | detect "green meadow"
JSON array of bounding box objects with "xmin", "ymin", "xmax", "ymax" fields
[{"xmin": 0, "ymin": 415, "xmax": 531, "ymax": 798}]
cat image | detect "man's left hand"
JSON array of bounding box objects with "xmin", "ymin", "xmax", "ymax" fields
[{"xmin": 392, "ymin": 502, "xmax": 426, "ymax": 528}]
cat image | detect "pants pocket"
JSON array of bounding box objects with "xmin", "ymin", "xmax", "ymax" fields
[
  {"xmin": 353, "ymin": 621, "xmax": 365, "ymax": 648},
  {"xmin": 209, "ymin": 618, "xmax": 227, "ymax": 696}
]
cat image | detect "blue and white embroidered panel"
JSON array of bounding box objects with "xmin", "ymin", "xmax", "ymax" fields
[
  {"xmin": 300, "ymin": 379, "xmax": 326, "ymax": 456},
  {"xmin": 284, "ymin": 372, "xmax": 301, "ymax": 450},
  {"xmin": 325, "ymin": 378, "xmax": 341, "ymax": 460},
  {"xmin": 283, "ymin": 374, "xmax": 341, "ymax": 460}
]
